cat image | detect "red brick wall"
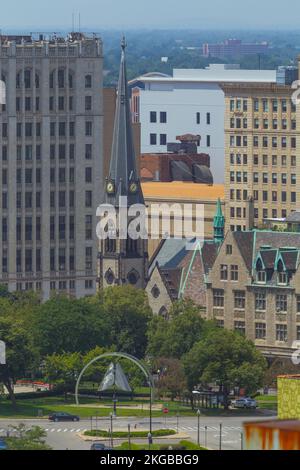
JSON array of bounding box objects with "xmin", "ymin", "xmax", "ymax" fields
[{"xmin": 140, "ymin": 153, "xmax": 210, "ymax": 182}]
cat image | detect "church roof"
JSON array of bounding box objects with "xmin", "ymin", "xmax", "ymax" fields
[{"xmin": 106, "ymin": 38, "xmax": 144, "ymax": 206}]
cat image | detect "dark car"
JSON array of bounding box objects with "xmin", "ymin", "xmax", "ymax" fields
[
  {"xmin": 0, "ymin": 439, "xmax": 7, "ymax": 450},
  {"xmin": 90, "ymin": 442, "xmax": 112, "ymax": 451},
  {"xmin": 48, "ymin": 412, "xmax": 80, "ymax": 422}
]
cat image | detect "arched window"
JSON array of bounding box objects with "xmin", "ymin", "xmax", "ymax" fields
[
  {"xmin": 126, "ymin": 237, "xmax": 138, "ymax": 254},
  {"xmin": 256, "ymin": 258, "xmax": 266, "ymax": 283},
  {"xmin": 127, "ymin": 269, "xmax": 140, "ymax": 285},
  {"xmin": 105, "ymin": 269, "xmax": 115, "ymax": 285},
  {"xmin": 277, "ymin": 259, "xmax": 287, "ymax": 285},
  {"xmin": 277, "ymin": 259, "xmax": 284, "ymax": 272},
  {"xmin": 105, "ymin": 238, "xmax": 116, "ymax": 253},
  {"xmin": 158, "ymin": 306, "xmax": 168, "ymax": 319}
]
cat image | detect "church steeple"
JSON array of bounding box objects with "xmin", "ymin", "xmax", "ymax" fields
[
  {"xmin": 99, "ymin": 38, "xmax": 148, "ymax": 291},
  {"xmin": 214, "ymin": 198, "xmax": 225, "ymax": 242},
  {"xmin": 105, "ymin": 37, "xmax": 144, "ymax": 207}
]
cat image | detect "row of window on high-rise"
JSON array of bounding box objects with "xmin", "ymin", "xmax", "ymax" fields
[
  {"xmin": 3, "ymin": 95, "xmax": 93, "ymax": 113},
  {"xmin": 1, "ymin": 121, "xmax": 93, "ymax": 138},
  {"xmin": 1, "ymin": 246, "xmax": 93, "ymax": 274},
  {"xmin": 2, "ymin": 214, "xmax": 93, "ymax": 244},
  {"xmin": 230, "ymin": 117, "xmax": 296, "ymax": 130},
  {"xmin": 2, "ymin": 70, "xmax": 93, "ymax": 90},
  {"xmin": 1, "ymin": 190, "xmax": 93, "ymax": 210},
  {"xmin": 230, "ymin": 171, "xmax": 297, "ymax": 185},
  {"xmin": 230, "ymin": 98, "xmax": 296, "ymax": 113},
  {"xmin": 230, "ymin": 153, "xmax": 297, "ymax": 167},
  {"xmin": 230, "ymin": 135, "xmax": 297, "ymax": 148},
  {"xmin": 12, "ymin": 280, "xmax": 94, "ymax": 293},
  {"xmin": 1, "ymin": 144, "xmax": 93, "ymax": 162},
  {"xmin": 216, "ymin": 320, "xmax": 300, "ymax": 343},
  {"xmin": 213, "ymin": 289, "xmax": 300, "ymax": 314},
  {"xmin": 1, "ymin": 166, "xmax": 92, "ymax": 185}
]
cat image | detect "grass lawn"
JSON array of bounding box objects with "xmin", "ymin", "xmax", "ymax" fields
[
  {"xmin": 0, "ymin": 394, "xmax": 277, "ymax": 419},
  {"xmin": 256, "ymin": 395, "xmax": 277, "ymax": 411}
]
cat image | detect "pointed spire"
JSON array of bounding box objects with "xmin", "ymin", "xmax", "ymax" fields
[
  {"xmin": 106, "ymin": 37, "xmax": 144, "ymax": 206},
  {"xmin": 213, "ymin": 198, "xmax": 225, "ymax": 242}
]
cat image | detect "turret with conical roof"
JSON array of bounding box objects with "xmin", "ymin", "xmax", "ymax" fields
[
  {"xmin": 213, "ymin": 198, "xmax": 225, "ymax": 242},
  {"xmin": 105, "ymin": 37, "xmax": 144, "ymax": 207}
]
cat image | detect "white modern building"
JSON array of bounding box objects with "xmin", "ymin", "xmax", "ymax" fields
[{"xmin": 130, "ymin": 65, "xmax": 277, "ymax": 183}]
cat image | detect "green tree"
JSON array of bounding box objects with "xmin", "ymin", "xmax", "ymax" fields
[
  {"xmin": 44, "ymin": 352, "xmax": 83, "ymax": 400},
  {"xmin": 100, "ymin": 286, "xmax": 153, "ymax": 358},
  {"xmin": 6, "ymin": 424, "xmax": 51, "ymax": 450},
  {"xmin": 147, "ymin": 300, "xmax": 207, "ymax": 359},
  {"xmin": 31, "ymin": 296, "xmax": 110, "ymax": 356},
  {"xmin": 183, "ymin": 328, "xmax": 267, "ymax": 409},
  {"xmin": 0, "ymin": 316, "xmax": 35, "ymax": 408},
  {"xmin": 154, "ymin": 357, "xmax": 187, "ymax": 400}
]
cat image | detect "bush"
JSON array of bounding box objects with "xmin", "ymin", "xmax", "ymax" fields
[
  {"xmin": 84, "ymin": 429, "xmax": 176, "ymax": 438},
  {"xmin": 7, "ymin": 390, "xmax": 63, "ymax": 400}
]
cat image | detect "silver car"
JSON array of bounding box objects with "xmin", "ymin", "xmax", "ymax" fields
[{"xmin": 233, "ymin": 398, "xmax": 257, "ymax": 409}]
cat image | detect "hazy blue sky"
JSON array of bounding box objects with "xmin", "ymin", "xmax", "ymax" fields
[{"xmin": 1, "ymin": 0, "xmax": 300, "ymax": 30}]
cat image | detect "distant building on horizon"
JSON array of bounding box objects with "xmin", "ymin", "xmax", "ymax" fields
[{"xmin": 202, "ymin": 39, "xmax": 269, "ymax": 59}]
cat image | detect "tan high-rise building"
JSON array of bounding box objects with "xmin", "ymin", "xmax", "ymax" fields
[
  {"xmin": 0, "ymin": 33, "xmax": 103, "ymax": 299},
  {"xmin": 222, "ymin": 81, "xmax": 300, "ymax": 232}
]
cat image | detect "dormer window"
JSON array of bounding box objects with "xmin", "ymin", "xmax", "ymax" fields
[
  {"xmin": 256, "ymin": 258, "xmax": 266, "ymax": 283},
  {"xmin": 257, "ymin": 270, "xmax": 266, "ymax": 283},
  {"xmin": 277, "ymin": 259, "xmax": 288, "ymax": 285},
  {"xmin": 278, "ymin": 271, "xmax": 287, "ymax": 285}
]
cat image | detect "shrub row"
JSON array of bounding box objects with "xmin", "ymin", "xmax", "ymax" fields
[{"xmin": 84, "ymin": 429, "xmax": 176, "ymax": 438}]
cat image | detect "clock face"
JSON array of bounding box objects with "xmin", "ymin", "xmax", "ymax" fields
[
  {"xmin": 106, "ymin": 181, "xmax": 115, "ymax": 195},
  {"xmin": 129, "ymin": 182, "xmax": 138, "ymax": 194}
]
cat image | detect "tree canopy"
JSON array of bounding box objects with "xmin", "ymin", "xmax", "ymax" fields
[{"xmin": 183, "ymin": 328, "xmax": 267, "ymax": 407}]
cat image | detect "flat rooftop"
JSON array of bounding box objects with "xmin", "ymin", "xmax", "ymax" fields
[
  {"xmin": 142, "ymin": 182, "xmax": 225, "ymax": 201},
  {"xmin": 131, "ymin": 64, "xmax": 276, "ymax": 85}
]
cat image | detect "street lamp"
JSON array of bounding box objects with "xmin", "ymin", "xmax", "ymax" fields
[
  {"xmin": 197, "ymin": 409, "xmax": 201, "ymax": 446},
  {"xmin": 110, "ymin": 412, "xmax": 114, "ymax": 448},
  {"xmin": 148, "ymin": 432, "xmax": 153, "ymax": 450}
]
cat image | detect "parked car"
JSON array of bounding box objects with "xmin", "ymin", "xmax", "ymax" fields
[
  {"xmin": 0, "ymin": 439, "xmax": 7, "ymax": 450},
  {"xmin": 90, "ymin": 442, "xmax": 113, "ymax": 451},
  {"xmin": 49, "ymin": 412, "xmax": 80, "ymax": 422},
  {"xmin": 232, "ymin": 398, "xmax": 257, "ymax": 409}
]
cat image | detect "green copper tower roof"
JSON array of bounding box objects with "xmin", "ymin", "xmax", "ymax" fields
[{"xmin": 213, "ymin": 198, "xmax": 225, "ymax": 242}]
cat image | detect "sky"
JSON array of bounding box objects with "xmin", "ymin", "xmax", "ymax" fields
[{"xmin": 1, "ymin": 0, "xmax": 300, "ymax": 30}]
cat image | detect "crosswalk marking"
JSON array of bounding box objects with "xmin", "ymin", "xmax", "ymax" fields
[
  {"xmin": 176, "ymin": 425, "xmax": 242, "ymax": 433},
  {"xmin": 2, "ymin": 424, "xmax": 244, "ymax": 436}
]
